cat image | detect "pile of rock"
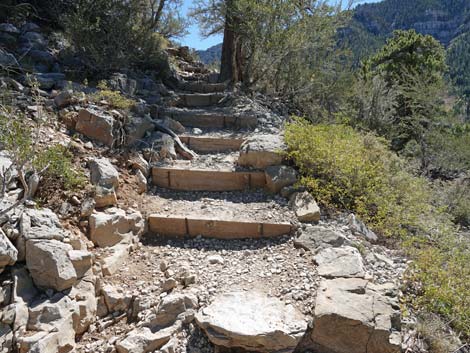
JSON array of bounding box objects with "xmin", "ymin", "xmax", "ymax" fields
[{"xmin": 293, "ymin": 224, "xmax": 402, "ymax": 353}]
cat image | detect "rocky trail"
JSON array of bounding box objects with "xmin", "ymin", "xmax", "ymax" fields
[
  {"xmin": 75, "ymin": 58, "xmax": 404, "ymax": 353},
  {"xmin": 0, "ymin": 32, "xmax": 408, "ymax": 353}
]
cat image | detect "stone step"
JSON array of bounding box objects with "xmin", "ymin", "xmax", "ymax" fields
[
  {"xmin": 178, "ymin": 62, "xmax": 209, "ymax": 74},
  {"xmin": 148, "ymin": 215, "xmax": 292, "ymax": 239},
  {"xmin": 179, "ymin": 136, "xmax": 245, "ymax": 153},
  {"xmin": 152, "ymin": 167, "xmax": 266, "ymax": 191},
  {"xmin": 161, "ymin": 108, "xmax": 257, "ymax": 129},
  {"xmin": 177, "ymin": 93, "xmax": 226, "ymax": 107},
  {"xmin": 178, "ymin": 82, "xmax": 226, "ymax": 93}
]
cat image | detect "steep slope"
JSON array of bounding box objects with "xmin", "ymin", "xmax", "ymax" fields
[{"xmin": 353, "ymin": 0, "xmax": 470, "ymax": 46}]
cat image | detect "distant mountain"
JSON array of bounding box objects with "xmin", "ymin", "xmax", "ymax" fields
[
  {"xmin": 353, "ymin": 0, "xmax": 470, "ymax": 46},
  {"xmin": 344, "ymin": 0, "xmax": 470, "ymax": 96},
  {"xmin": 196, "ymin": 43, "xmax": 222, "ymax": 65}
]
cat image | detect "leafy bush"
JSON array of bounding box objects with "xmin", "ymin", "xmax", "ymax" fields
[
  {"xmin": 285, "ymin": 119, "xmax": 440, "ymax": 238},
  {"xmin": 426, "ymin": 127, "xmax": 470, "ymax": 176},
  {"xmin": 0, "ymin": 100, "xmax": 85, "ymax": 211},
  {"xmin": 285, "ymin": 118, "xmax": 470, "ymax": 338},
  {"xmin": 406, "ymin": 237, "xmax": 470, "ymax": 337},
  {"xmin": 436, "ymin": 177, "xmax": 470, "ymax": 226},
  {"xmin": 90, "ymin": 81, "xmax": 136, "ymax": 110},
  {"xmin": 62, "ymin": 0, "xmax": 181, "ymax": 76},
  {"xmin": 34, "ymin": 144, "xmax": 86, "ymax": 190}
]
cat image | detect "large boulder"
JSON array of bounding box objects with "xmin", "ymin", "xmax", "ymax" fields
[
  {"xmin": 294, "ymin": 226, "xmax": 347, "ymax": 253},
  {"xmin": 0, "ymin": 49, "xmax": 19, "ymax": 69},
  {"xmin": 94, "ymin": 185, "xmax": 118, "ymax": 208},
  {"xmin": 238, "ymin": 135, "xmax": 285, "ymax": 169},
  {"xmin": 348, "ymin": 214, "xmax": 378, "ymax": 242},
  {"xmin": 308, "ymin": 278, "xmax": 401, "ymax": 353},
  {"xmin": 89, "ymin": 157, "xmax": 120, "ymax": 189},
  {"xmin": 28, "ymin": 73, "xmax": 65, "ymax": 90},
  {"xmin": 89, "ymin": 208, "xmax": 144, "ymax": 248},
  {"xmin": 116, "ymin": 325, "xmax": 179, "ymax": 353},
  {"xmin": 314, "ymin": 246, "xmax": 365, "ymax": 278},
  {"xmin": 25, "ymin": 240, "xmax": 77, "ymax": 291},
  {"xmin": 148, "ymin": 293, "xmax": 198, "ymax": 328},
  {"xmin": 69, "ymin": 276, "xmax": 98, "ymax": 335},
  {"xmin": 125, "ymin": 115, "xmax": 154, "ymax": 146},
  {"xmin": 0, "ymin": 229, "xmax": 17, "ymax": 272},
  {"xmin": 196, "ymin": 291, "xmax": 307, "ymax": 353},
  {"xmin": 27, "ymin": 293, "xmax": 78, "ymax": 332},
  {"xmin": 76, "ymin": 109, "xmax": 115, "ymax": 147},
  {"xmin": 289, "ymin": 192, "xmax": 321, "ymax": 222},
  {"xmin": 18, "ymin": 291, "xmax": 77, "ymax": 353},
  {"xmin": 20, "ymin": 208, "xmax": 67, "ymax": 241},
  {"xmin": 17, "ymin": 208, "xmax": 69, "ymax": 261},
  {"xmin": 101, "ymin": 284, "xmax": 132, "ymax": 313},
  {"xmin": 265, "ymin": 165, "xmax": 297, "ymax": 193}
]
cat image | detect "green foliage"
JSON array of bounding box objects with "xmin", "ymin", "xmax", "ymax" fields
[
  {"xmin": 406, "ymin": 235, "xmax": 470, "ymax": 337},
  {"xmin": 34, "ymin": 145, "xmax": 86, "ymax": 190},
  {"xmin": 355, "ymin": 30, "xmax": 448, "ymax": 171},
  {"xmin": 0, "ymin": 103, "xmax": 84, "ymax": 193},
  {"xmin": 286, "ymin": 118, "xmax": 470, "ymax": 338},
  {"xmin": 436, "ymin": 177, "xmax": 470, "ymax": 226},
  {"xmin": 425, "ymin": 127, "xmax": 470, "ymax": 175},
  {"xmin": 285, "ymin": 119, "xmax": 442, "ymax": 238},
  {"xmin": 447, "ymin": 32, "xmax": 470, "ymax": 120},
  {"xmin": 192, "ymin": 0, "xmax": 353, "ymax": 118},
  {"xmin": 62, "ymin": 0, "xmax": 182, "ymax": 75},
  {"xmin": 363, "ymin": 30, "xmax": 447, "ymax": 86},
  {"xmin": 90, "ymin": 81, "xmax": 136, "ymax": 110}
]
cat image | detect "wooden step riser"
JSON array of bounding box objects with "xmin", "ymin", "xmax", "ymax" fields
[
  {"xmin": 177, "ymin": 94, "xmax": 225, "ymax": 107},
  {"xmin": 152, "ymin": 168, "xmax": 266, "ymax": 191},
  {"xmin": 148, "ymin": 216, "xmax": 292, "ymax": 239},
  {"xmin": 163, "ymin": 112, "xmax": 258, "ymax": 129},
  {"xmin": 179, "ymin": 83, "xmax": 226, "ymax": 93},
  {"xmin": 179, "ymin": 136, "xmax": 244, "ymax": 153}
]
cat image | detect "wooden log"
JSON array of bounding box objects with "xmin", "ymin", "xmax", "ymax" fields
[
  {"xmin": 152, "ymin": 167, "xmax": 266, "ymax": 191},
  {"xmin": 148, "ymin": 215, "xmax": 292, "ymax": 239},
  {"xmin": 178, "ymin": 136, "xmax": 245, "ymax": 153}
]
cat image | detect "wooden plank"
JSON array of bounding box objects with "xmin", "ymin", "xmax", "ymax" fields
[
  {"xmin": 179, "ymin": 136, "xmax": 244, "ymax": 153},
  {"xmin": 170, "ymin": 113, "xmax": 226, "ymax": 128},
  {"xmin": 188, "ymin": 219, "xmax": 262, "ymax": 239},
  {"xmin": 180, "ymin": 82, "xmax": 226, "ymax": 93},
  {"xmin": 148, "ymin": 215, "xmax": 292, "ymax": 239},
  {"xmin": 148, "ymin": 216, "xmax": 187, "ymax": 236},
  {"xmin": 179, "ymin": 93, "xmax": 225, "ymax": 107},
  {"xmin": 224, "ymin": 115, "xmax": 258, "ymax": 129},
  {"xmin": 152, "ymin": 168, "xmax": 266, "ymax": 191},
  {"xmin": 262, "ymin": 223, "xmax": 293, "ymax": 237}
]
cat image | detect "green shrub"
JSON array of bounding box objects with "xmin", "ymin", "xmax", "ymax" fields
[
  {"xmin": 436, "ymin": 177, "xmax": 470, "ymax": 226},
  {"xmin": 34, "ymin": 144, "xmax": 86, "ymax": 190},
  {"xmin": 0, "ymin": 103, "xmax": 85, "ymax": 195},
  {"xmin": 285, "ymin": 118, "xmax": 440, "ymax": 238},
  {"xmin": 90, "ymin": 81, "xmax": 136, "ymax": 110},
  {"xmin": 285, "ymin": 118, "xmax": 470, "ymax": 337}
]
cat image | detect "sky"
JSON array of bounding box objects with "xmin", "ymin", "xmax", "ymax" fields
[{"xmin": 179, "ymin": 0, "xmax": 381, "ymax": 50}]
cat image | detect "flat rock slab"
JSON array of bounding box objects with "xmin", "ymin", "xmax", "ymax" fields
[
  {"xmin": 309, "ymin": 278, "xmax": 401, "ymax": 353},
  {"xmin": 314, "ymin": 246, "xmax": 365, "ymax": 278},
  {"xmin": 196, "ymin": 291, "xmax": 307, "ymax": 353},
  {"xmin": 294, "ymin": 226, "xmax": 347, "ymax": 252},
  {"xmin": 238, "ymin": 134, "xmax": 285, "ymax": 169}
]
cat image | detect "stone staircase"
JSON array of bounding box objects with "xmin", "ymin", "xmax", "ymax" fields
[{"xmin": 148, "ymin": 61, "xmax": 295, "ymax": 240}]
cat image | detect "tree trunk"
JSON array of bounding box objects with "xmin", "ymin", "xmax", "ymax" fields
[{"xmin": 219, "ymin": 0, "xmax": 243, "ymax": 83}]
